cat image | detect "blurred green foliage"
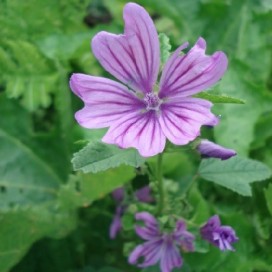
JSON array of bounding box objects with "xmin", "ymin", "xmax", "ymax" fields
[{"xmin": 0, "ymin": 0, "xmax": 272, "ymax": 271}]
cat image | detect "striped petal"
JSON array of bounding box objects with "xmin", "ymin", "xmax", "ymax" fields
[
  {"xmin": 135, "ymin": 212, "xmax": 160, "ymax": 241},
  {"xmin": 102, "ymin": 111, "xmax": 166, "ymax": 157},
  {"xmin": 159, "ymin": 97, "xmax": 218, "ymax": 145},
  {"xmin": 159, "ymin": 37, "xmax": 228, "ymax": 99},
  {"xmin": 92, "ymin": 3, "xmax": 160, "ymax": 93},
  {"xmin": 129, "ymin": 239, "xmax": 163, "ymax": 268},
  {"xmin": 160, "ymin": 241, "xmax": 183, "ymax": 272},
  {"xmin": 70, "ymin": 73, "xmax": 144, "ymax": 128}
]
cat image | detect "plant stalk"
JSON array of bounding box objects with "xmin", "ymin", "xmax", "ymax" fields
[{"xmin": 157, "ymin": 153, "xmax": 164, "ymax": 215}]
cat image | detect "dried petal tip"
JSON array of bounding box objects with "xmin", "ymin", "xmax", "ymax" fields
[
  {"xmin": 200, "ymin": 215, "xmax": 239, "ymax": 251},
  {"xmin": 197, "ymin": 140, "xmax": 236, "ymax": 160}
]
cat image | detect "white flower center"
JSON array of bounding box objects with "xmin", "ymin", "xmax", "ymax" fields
[{"xmin": 144, "ymin": 92, "xmax": 162, "ymax": 111}]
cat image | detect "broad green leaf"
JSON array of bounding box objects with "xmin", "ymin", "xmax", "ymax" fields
[
  {"xmin": 199, "ymin": 156, "xmax": 272, "ymax": 196},
  {"xmin": 213, "ymin": 62, "xmax": 272, "ymax": 155},
  {"xmin": 194, "ymin": 92, "xmax": 245, "ymax": 104},
  {"xmin": 72, "ymin": 141, "xmax": 145, "ymax": 173},
  {"xmin": 159, "ymin": 33, "xmax": 172, "ymax": 65},
  {"xmin": 264, "ymin": 184, "xmax": 272, "ymax": 216},
  {"xmin": 0, "ymin": 96, "xmax": 63, "ymax": 208},
  {"xmin": 0, "ymin": 203, "xmax": 77, "ymax": 272},
  {"xmin": 60, "ymin": 166, "xmax": 135, "ymax": 206},
  {"xmin": 251, "ymin": 113, "xmax": 272, "ymax": 149}
]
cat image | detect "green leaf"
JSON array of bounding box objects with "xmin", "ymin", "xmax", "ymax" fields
[
  {"xmin": 199, "ymin": 156, "xmax": 272, "ymax": 196},
  {"xmin": 0, "ymin": 96, "xmax": 62, "ymax": 208},
  {"xmin": 264, "ymin": 183, "xmax": 272, "ymax": 216},
  {"xmin": 0, "ymin": 203, "xmax": 77, "ymax": 272},
  {"xmin": 213, "ymin": 62, "xmax": 272, "ymax": 155},
  {"xmin": 194, "ymin": 92, "xmax": 245, "ymax": 104},
  {"xmin": 0, "ymin": 40, "xmax": 58, "ymax": 111},
  {"xmin": 60, "ymin": 166, "xmax": 135, "ymax": 206},
  {"xmin": 36, "ymin": 32, "xmax": 91, "ymax": 60},
  {"xmin": 188, "ymin": 184, "xmax": 210, "ymax": 223},
  {"xmin": 72, "ymin": 141, "xmax": 145, "ymax": 173},
  {"xmin": 159, "ymin": 33, "xmax": 172, "ymax": 65}
]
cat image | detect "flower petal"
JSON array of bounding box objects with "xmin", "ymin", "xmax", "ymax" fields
[
  {"xmin": 109, "ymin": 206, "xmax": 123, "ymax": 239},
  {"xmin": 92, "ymin": 3, "xmax": 160, "ymax": 93},
  {"xmin": 159, "ymin": 97, "xmax": 218, "ymax": 146},
  {"xmin": 197, "ymin": 139, "xmax": 237, "ymax": 160},
  {"xmin": 112, "ymin": 187, "xmax": 125, "ymax": 203},
  {"xmin": 174, "ymin": 221, "xmax": 195, "ymax": 252},
  {"xmin": 70, "ymin": 73, "xmax": 144, "ymax": 128},
  {"xmin": 135, "ymin": 186, "xmax": 154, "ymax": 203},
  {"xmin": 135, "ymin": 225, "xmax": 160, "ymax": 241},
  {"xmin": 129, "ymin": 239, "xmax": 163, "ymax": 268},
  {"xmin": 134, "ymin": 212, "xmax": 160, "ymax": 240},
  {"xmin": 159, "ymin": 37, "xmax": 228, "ymax": 98},
  {"xmin": 102, "ymin": 111, "xmax": 166, "ymax": 157},
  {"xmin": 160, "ymin": 242, "xmax": 183, "ymax": 272}
]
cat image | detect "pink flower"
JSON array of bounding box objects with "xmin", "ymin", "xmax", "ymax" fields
[
  {"xmin": 129, "ymin": 212, "xmax": 195, "ymax": 272},
  {"xmin": 70, "ymin": 3, "xmax": 228, "ymax": 157}
]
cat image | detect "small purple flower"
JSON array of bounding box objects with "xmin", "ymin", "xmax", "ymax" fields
[
  {"xmin": 129, "ymin": 212, "xmax": 194, "ymax": 272},
  {"xmin": 135, "ymin": 186, "xmax": 154, "ymax": 203},
  {"xmin": 70, "ymin": 3, "xmax": 228, "ymax": 157},
  {"xmin": 197, "ymin": 139, "xmax": 236, "ymax": 160},
  {"xmin": 200, "ymin": 215, "xmax": 238, "ymax": 251},
  {"xmin": 110, "ymin": 186, "xmax": 153, "ymax": 239},
  {"xmin": 112, "ymin": 187, "xmax": 125, "ymax": 203}
]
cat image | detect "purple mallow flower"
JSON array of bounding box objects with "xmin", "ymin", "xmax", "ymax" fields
[
  {"xmin": 70, "ymin": 3, "xmax": 228, "ymax": 157},
  {"xmin": 129, "ymin": 212, "xmax": 194, "ymax": 272},
  {"xmin": 110, "ymin": 186, "xmax": 154, "ymax": 239},
  {"xmin": 197, "ymin": 139, "xmax": 236, "ymax": 160},
  {"xmin": 200, "ymin": 215, "xmax": 238, "ymax": 251}
]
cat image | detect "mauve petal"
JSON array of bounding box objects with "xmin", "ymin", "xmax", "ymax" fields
[
  {"xmin": 207, "ymin": 215, "xmax": 221, "ymax": 228},
  {"xmin": 159, "ymin": 37, "xmax": 228, "ymax": 98},
  {"xmin": 174, "ymin": 221, "xmax": 195, "ymax": 252},
  {"xmin": 135, "ymin": 186, "xmax": 154, "ymax": 203},
  {"xmin": 102, "ymin": 111, "xmax": 166, "ymax": 157},
  {"xmin": 135, "ymin": 225, "xmax": 160, "ymax": 240},
  {"xmin": 174, "ymin": 220, "xmax": 186, "ymax": 235},
  {"xmin": 135, "ymin": 212, "xmax": 158, "ymax": 228},
  {"xmin": 129, "ymin": 239, "xmax": 162, "ymax": 267},
  {"xmin": 109, "ymin": 209, "xmax": 122, "ymax": 239},
  {"xmin": 112, "ymin": 187, "xmax": 125, "ymax": 202},
  {"xmin": 70, "ymin": 74, "xmax": 144, "ymax": 128},
  {"xmin": 92, "ymin": 3, "xmax": 160, "ymax": 93},
  {"xmin": 197, "ymin": 139, "xmax": 237, "ymax": 160},
  {"xmin": 159, "ymin": 97, "xmax": 218, "ymax": 146},
  {"xmin": 160, "ymin": 242, "xmax": 183, "ymax": 272}
]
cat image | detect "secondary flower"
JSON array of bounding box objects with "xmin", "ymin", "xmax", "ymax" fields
[
  {"xmin": 70, "ymin": 2, "xmax": 228, "ymax": 157},
  {"xmin": 200, "ymin": 215, "xmax": 238, "ymax": 251},
  {"xmin": 110, "ymin": 186, "xmax": 154, "ymax": 239},
  {"xmin": 129, "ymin": 212, "xmax": 195, "ymax": 272},
  {"xmin": 197, "ymin": 139, "xmax": 236, "ymax": 160}
]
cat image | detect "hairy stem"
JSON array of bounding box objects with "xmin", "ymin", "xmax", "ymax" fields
[{"xmin": 157, "ymin": 153, "xmax": 164, "ymax": 215}]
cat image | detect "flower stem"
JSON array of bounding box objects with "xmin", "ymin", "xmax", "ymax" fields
[{"xmin": 157, "ymin": 153, "xmax": 164, "ymax": 215}]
